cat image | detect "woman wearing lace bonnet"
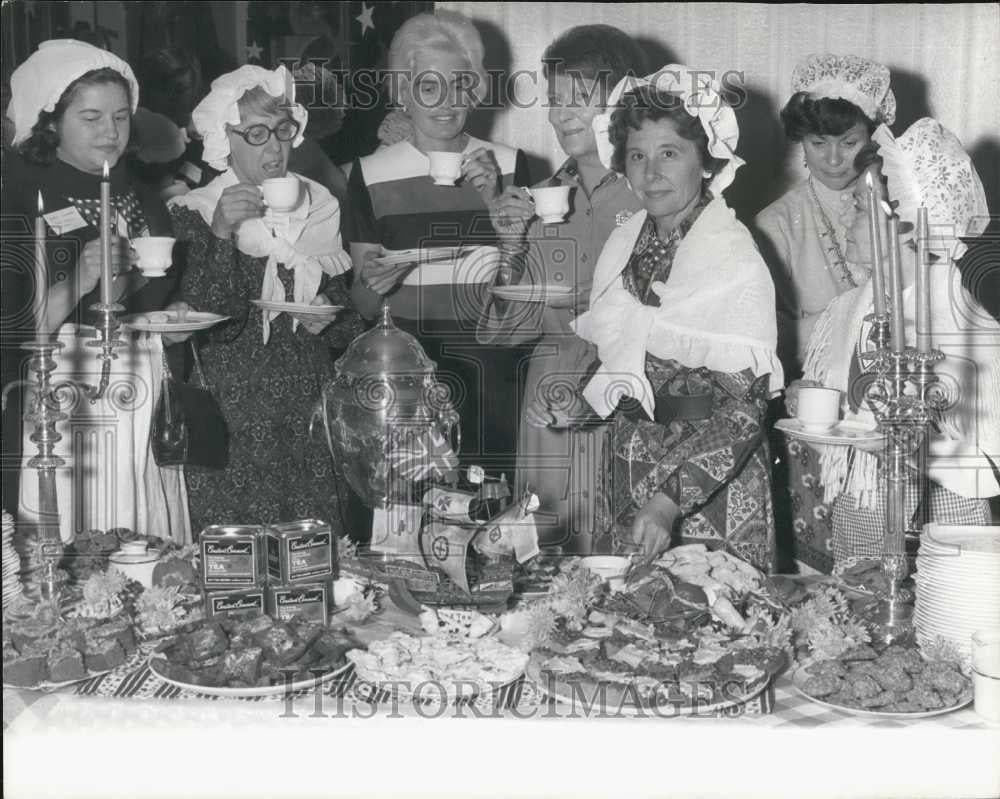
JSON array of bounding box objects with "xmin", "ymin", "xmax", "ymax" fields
[
  {"xmin": 797, "ymin": 117, "xmax": 999, "ymax": 566},
  {"xmin": 756, "ymin": 53, "xmax": 896, "ymax": 377}
]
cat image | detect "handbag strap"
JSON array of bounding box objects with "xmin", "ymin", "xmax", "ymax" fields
[{"xmin": 189, "ymin": 339, "xmax": 211, "ymax": 389}]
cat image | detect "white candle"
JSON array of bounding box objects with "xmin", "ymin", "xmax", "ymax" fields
[
  {"xmin": 883, "ymin": 200, "xmax": 905, "ymax": 351},
  {"xmin": 916, "ymin": 207, "xmax": 931, "ymax": 353},
  {"xmin": 865, "ymin": 170, "xmax": 887, "ymax": 321},
  {"xmin": 100, "ymin": 160, "xmax": 112, "ymax": 307},
  {"xmin": 34, "ymin": 191, "xmax": 48, "ymax": 339}
]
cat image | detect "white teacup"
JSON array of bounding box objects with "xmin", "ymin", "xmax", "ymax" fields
[
  {"xmin": 428, "ymin": 151, "xmax": 463, "ymax": 186},
  {"xmin": 796, "ymin": 386, "xmax": 841, "ymax": 431},
  {"xmin": 972, "ymin": 629, "xmax": 1000, "ymax": 724},
  {"xmin": 261, "ymin": 176, "xmax": 301, "ymax": 212},
  {"xmin": 529, "ymin": 186, "xmax": 571, "ymax": 225},
  {"xmin": 130, "ymin": 236, "xmax": 175, "ymax": 277}
]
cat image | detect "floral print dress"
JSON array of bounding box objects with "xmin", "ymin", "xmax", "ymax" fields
[
  {"xmin": 171, "ymin": 206, "xmax": 364, "ymax": 535},
  {"xmin": 600, "ymin": 203, "xmax": 777, "ymax": 572}
]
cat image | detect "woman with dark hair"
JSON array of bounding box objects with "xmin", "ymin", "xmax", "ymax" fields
[
  {"xmin": 480, "ymin": 24, "xmax": 647, "ymax": 554},
  {"xmin": 788, "ymin": 119, "xmax": 998, "ymax": 566},
  {"xmin": 130, "ymin": 47, "xmax": 218, "ymax": 199},
  {"xmin": 1, "ymin": 40, "xmax": 189, "ymax": 542},
  {"xmin": 755, "ymin": 54, "xmax": 896, "ymax": 378},
  {"xmin": 754, "ymin": 55, "xmax": 896, "ymax": 573},
  {"xmin": 527, "ymin": 69, "xmax": 783, "ymax": 570}
]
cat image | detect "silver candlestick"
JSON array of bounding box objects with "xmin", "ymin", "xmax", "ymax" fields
[
  {"xmin": 858, "ymin": 331, "xmax": 947, "ymax": 644},
  {"xmin": 20, "ymin": 339, "xmax": 67, "ymax": 601}
]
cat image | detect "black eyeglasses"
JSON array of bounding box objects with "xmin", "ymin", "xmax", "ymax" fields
[{"xmin": 230, "ymin": 119, "xmax": 300, "ymax": 146}]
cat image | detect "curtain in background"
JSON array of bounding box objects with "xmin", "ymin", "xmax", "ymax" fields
[{"xmin": 440, "ymin": 2, "xmax": 1000, "ymax": 222}]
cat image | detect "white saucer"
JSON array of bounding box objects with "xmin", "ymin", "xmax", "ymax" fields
[
  {"xmin": 122, "ymin": 311, "xmax": 229, "ymax": 333},
  {"xmin": 373, "ymin": 246, "xmax": 473, "ymax": 267},
  {"xmin": 775, "ymin": 418, "xmax": 885, "ymax": 451},
  {"xmin": 489, "ymin": 284, "xmax": 576, "ymax": 305},
  {"xmin": 251, "ymin": 300, "xmax": 344, "ymax": 318}
]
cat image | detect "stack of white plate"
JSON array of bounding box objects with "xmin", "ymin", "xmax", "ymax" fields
[
  {"xmin": 914, "ymin": 524, "xmax": 1000, "ymax": 658},
  {"xmin": 2, "ymin": 509, "xmax": 24, "ymax": 609}
]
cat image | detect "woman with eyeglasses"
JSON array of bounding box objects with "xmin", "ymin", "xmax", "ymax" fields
[{"xmin": 167, "ymin": 65, "xmax": 363, "ymax": 534}]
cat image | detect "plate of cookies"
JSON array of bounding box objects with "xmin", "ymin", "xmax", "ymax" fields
[{"xmin": 792, "ymin": 643, "xmax": 973, "ymax": 718}]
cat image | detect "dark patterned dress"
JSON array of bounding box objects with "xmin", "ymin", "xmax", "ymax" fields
[
  {"xmin": 171, "ymin": 206, "xmax": 364, "ymax": 534},
  {"xmin": 599, "ymin": 202, "xmax": 777, "ymax": 572}
]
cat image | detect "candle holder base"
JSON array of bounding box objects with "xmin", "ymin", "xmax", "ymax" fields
[{"xmin": 857, "ymin": 595, "xmax": 915, "ymax": 648}]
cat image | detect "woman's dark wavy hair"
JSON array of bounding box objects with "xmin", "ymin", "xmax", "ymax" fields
[
  {"xmin": 780, "ymin": 92, "xmax": 877, "ymax": 142},
  {"xmin": 542, "ymin": 24, "xmax": 648, "ymax": 102},
  {"xmin": 609, "ymin": 84, "xmax": 728, "ymax": 178},
  {"xmin": 17, "ymin": 67, "xmax": 133, "ymax": 166}
]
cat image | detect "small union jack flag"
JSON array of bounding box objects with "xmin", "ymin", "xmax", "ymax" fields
[{"xmin": 387, "ymin": 427, "xmax": 458, "ymax": 483}]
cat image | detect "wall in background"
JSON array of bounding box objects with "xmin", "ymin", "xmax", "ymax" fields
[{"xmin": 440, "ymin": 2, "xmax": 1000, "ymax": 221}]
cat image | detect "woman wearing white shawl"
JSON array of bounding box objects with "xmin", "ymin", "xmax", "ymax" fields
[
  {"xmin": 793, "ymin": 118, "xmax": 999, "ymax": 566},
  {"xmin": 167, "ymin": 65, "xmax": 362, "ymax": 533},
  {"xmin": 528, "ymin": 68, "xmax": 784, "ymax": 570}
]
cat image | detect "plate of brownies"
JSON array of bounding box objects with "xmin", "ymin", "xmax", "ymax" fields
[
  {"xmin": 3, "ymin": 603, "xmax": 139, "ymax": 689},
  {"xmin": 148, "ymin": 612, "xmax": 362, "ymax": 697}
]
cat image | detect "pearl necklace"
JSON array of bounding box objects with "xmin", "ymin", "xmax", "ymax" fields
[{"xmin": 807, "ymin": 177, "xmax": 857, "ymax": 290}]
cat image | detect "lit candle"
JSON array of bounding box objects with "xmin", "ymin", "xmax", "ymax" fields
[
  {"xmin": 100, "ymin": 160, "xmax": 112, "ymax": 307},
  {"xmin": 34, "ymin": 191, "xmax": 48, "ymax": 339},
  {"xmin": 883, "ymin": 200, "xmax": 905, "ymax": 351},
  {"xmin": 916, "ymin": 207, "xmax": 931, "ymax": 353},
  {"xmin": 865, "ymin": 169, "xmax": 887, "ymax": 320}
]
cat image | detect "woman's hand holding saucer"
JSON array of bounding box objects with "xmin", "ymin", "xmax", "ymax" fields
[
  {"xmin": 298, "ymin": 295, "xmax": 335, "ymax": 335},
  {"xmin": 358, "ymin": 246, "xmax": 415, "ymax": 295},
  {"xmin": 211, "ymin": 183, "xmax": 265, "ymax": 239}
]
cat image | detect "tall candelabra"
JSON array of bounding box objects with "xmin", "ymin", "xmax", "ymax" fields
[
  {"xmin": 21, "ymin": 338, "xmax": 67, "ymax": 601},
  {"xmin": 857, "ymin": 313, "xmax": 948, "ymax": 643}
]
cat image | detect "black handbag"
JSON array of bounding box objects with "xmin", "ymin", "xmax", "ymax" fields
[{"xmin": 152, "ymin": 341, "xmax": 229, "ymax": 469}]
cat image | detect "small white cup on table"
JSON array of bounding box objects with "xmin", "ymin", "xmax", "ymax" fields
[
  {"xmin": 795, "ymin": 386, "xmax": 841, "ymax": 432},
  {"xmin": 972, "ymin": 629, "xmax": 1000, "ymax": 724}
]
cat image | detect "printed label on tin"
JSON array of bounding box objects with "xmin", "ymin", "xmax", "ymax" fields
[
  {"xmin": 202, "ymin": 540, "xmax": 256, "ymax": 586},
  {"xmin": 273, "ymin": 587, "xmax": 326, "ymax": 622},
  {"xmin": 208, "ymin": 592, "xmax": 265, "ymax": 618},
  {"xmin": 287, "ymin": 533, "xmax": 332, "ymax": 581}
]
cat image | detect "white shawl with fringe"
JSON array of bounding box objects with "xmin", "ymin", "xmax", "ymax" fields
[
  {"xmin": 804, "ymin": 259, "xmax": 1000, "ymax": 506},
  {"xmin": 573, "ymin": 199, "xmax": 784, "ymax": 419},
  {"xmin": 169, "ymin": 169, "xmax": 351, "ymax": 343}
]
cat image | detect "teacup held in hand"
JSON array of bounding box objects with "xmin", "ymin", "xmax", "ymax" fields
[
  {"xmin": 131, "ymin": 236, "xmax": 175, "ymax": 277},
  {"xmin": 428, "ymin": 151, "xmax": 463, "ymax": 186},
  {"xmin": 796, "ymin": 386, "xmax": 841, "ymax": 432},
  {"xmin": 261, "ymin": 176, "xmax": 300, "ymax": 212},
  {"xmin": 529, "ymin": 186, "xmax": 571, "ymax": 225}
]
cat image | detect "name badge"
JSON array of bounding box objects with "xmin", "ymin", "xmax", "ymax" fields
[{"xmin": 43, "ymin": 206, "xmax": 88, "ymax": 235}]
